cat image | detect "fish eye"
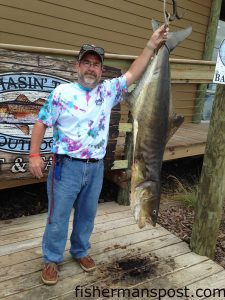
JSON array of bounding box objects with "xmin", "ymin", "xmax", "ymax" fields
[{"xmin": 153, "ymin": 210, "xmax": 157, "ymax": 215}]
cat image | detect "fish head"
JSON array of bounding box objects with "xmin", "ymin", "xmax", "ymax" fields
[{"xmin": 131, "ymin": 181, "xmax": 161, "ymax": 228}]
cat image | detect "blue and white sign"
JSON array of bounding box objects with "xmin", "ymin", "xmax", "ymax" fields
[
  {"xmin": 0, "ymin": 72, "xmax": 70, "ymax": 154},
  {"xmin": 213, "ymin": 40, "xmax": 225, "ymax": 84}
]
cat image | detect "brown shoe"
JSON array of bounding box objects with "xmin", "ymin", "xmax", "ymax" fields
[
  {"xmin": 77, "ymin": 256, "xmax": 96, "ymax": 272},
  {"xmin": 41, "ymin": 263, "xmax": 59, "ymax": 285}
]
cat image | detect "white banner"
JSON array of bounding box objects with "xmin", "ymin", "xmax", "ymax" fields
[{"xmin": 213, "ymin": 39, "xmax": 225, "ymax": 84}]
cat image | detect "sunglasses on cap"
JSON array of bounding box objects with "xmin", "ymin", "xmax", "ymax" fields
[{"xmin": 78, "ymin": 44, "xmax": 105, "ymax": 62}]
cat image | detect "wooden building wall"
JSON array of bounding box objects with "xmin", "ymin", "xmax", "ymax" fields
[
  {"xmin": 0, "ymin": 0, "xmax": 214, "ymax": 124},
  {"xmin": 0, "ymin": 0, "xmax": 211, "ymax": 59}
]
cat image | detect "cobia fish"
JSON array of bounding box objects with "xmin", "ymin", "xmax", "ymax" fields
[
  {"xmin": 127, "ymin": 20, "xmax": 192, "ymax": 228},
  {"xmin": 0, "ymin": 94, "xmax": 45, "ymax": 135}
]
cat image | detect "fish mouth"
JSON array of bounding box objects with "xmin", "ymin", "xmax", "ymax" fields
[
  {"xmin": 130, "ymin": 188, "xmax": 147, "ymax": 228},
  {"xmin": 132, "ymin": 204, "xmax": 157, "ymax": 228},
  {"xmin": 132, "ymin": 204, "xmax": 146, "ymax": 229},
  {"xmin": 130, "ymin": 188, "xmax": 158, "ymax": 228}
]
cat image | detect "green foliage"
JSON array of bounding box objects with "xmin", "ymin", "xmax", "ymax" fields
[{"xmin": 167, "ymin": 175, "xmax": 198, "ymax": 209}]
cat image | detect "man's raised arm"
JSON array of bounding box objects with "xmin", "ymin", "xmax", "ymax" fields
[{"xmin": 125, "ymin": 24, "xmax": 169, "ymax": 87}]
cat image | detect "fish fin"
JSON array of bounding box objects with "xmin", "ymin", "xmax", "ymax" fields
[
  {"xmin": 166, "ymin": 26, "xmax": 192, "ymax": 52},
  {"xmin": 16, "ymin": 124, "xmax": 30, "ymax": 135},
  {"xmin": 166, "ymin": 114, "xmax": 184, "ymax": 142},
  {"xmin": 151, "ymin": 19, "xmax": 160, "ymax": 32}
]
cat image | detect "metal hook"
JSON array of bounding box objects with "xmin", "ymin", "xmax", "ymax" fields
[{"xmin": 164, "ymin": 0, "xmax": 184, "ymax": 25}]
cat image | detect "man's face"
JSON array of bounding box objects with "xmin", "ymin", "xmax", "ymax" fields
[{"xmin": 76, "ymin": 53, "xmax": 103, "ymax": 89}]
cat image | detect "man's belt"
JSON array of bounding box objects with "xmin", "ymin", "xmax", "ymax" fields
[{"xmin": 62, "ymin": 154, "xmax": 100, "ymax": 163}]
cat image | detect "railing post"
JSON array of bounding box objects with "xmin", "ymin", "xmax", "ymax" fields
[
  {"xmin": 117, "ymin": 112, "xmax": 133, "ymax": 205},
  {"xmin": 193, "ymin": 0, "xmax": 222, "ymax": 123},
  {"xmin": 190, "ymin": 84, "xmax": 225, "ymax": 258}
]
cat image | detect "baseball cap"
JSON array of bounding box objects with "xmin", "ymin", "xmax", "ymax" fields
[{"xmin": 78, "ymin": 44, "xmax": 105, "ymax": 64}]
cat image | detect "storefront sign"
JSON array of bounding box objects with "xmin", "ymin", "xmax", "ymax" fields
[
  {"xmin": 213, "ymin": 40, "xmax": 225, "ymax": 84},
  {"xmin": 0, "ymin": 50, "xmax": 72, "ymax": 181}
]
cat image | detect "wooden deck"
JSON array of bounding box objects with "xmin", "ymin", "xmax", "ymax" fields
[
  {"xmin": 114, "ymin": 122, "xmax": 209, "ymax": 170},
  {"xmin": 0, "ymin": 202, "xmax": 224, "ymax": 300},
  {"xmin": 164, "ymin": 122, "xmax": 209, "ymax": 161}
]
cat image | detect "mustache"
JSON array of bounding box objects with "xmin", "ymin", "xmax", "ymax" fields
[{"xmin": 84, "ymin": 71, "xmax": 97, "ymax": 77}]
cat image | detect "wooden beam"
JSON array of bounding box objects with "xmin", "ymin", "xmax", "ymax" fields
[
  {"xmin": 171, "ymin": 61, "xmax": 215, "ymax": 84},
  {"xmin": 193, "ymin": 0, "xmax": 222, "ymax": 123},
  {"xmin": 117, "ymin": 113, "xmax": 133, "ymax": 205},
  {"xmin": 0, "ymin": 42, "xmax": 217, "ymax": 83},
  {"xmin": 118, "ymin": 123, "xmax": 132, "ymax": 132},
  {"xmin": 0, "ymin": 177, "xmax": 46, "ymax": 190},
  {"xmin": 190, "ymin": 84, "xmax": 225, "ymax": 258},
  {"xmin": 163, "ymin": 143, "xmax": 206, "ymax": 161}
]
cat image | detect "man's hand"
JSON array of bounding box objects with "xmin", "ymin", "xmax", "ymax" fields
[
  {"xmin": 29, "ymin": 156, "xmax": 44, "ymax": 179},
  {"xmin": 125, "ymin": 24, "xmax": 169, "ymax": 87},
  {"xmin": 147, "ymin": 24, "xmax": 169, "ymax": 51},
  {"xmin": 29, "ymin": 121, "xmax": 47, "ymax": 179}
]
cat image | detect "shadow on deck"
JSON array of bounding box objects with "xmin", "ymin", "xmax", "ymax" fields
[{"xmin": 0, "ymin": 202, "xmax": 224, "ymax": 300}]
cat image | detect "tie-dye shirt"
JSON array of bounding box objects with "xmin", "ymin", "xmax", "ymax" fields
[{"xmin": 37, "ymin": 75, "xmax": 127, "ymax": 159}]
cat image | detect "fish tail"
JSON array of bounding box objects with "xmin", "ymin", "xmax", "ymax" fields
[
  {"xmin": 165, "ymin": 26, "xmax": 192, "ymax": 52},
  {"xmin": 151, "ymin": 19, "xmax": 192, "ymax": 53}
]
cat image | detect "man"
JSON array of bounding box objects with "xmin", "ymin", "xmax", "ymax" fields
[{"xmin": 29, "ymin": 24, "xmax": 168, "ymax": 285}]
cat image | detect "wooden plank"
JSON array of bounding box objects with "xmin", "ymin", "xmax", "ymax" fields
[
  {"xmin": 164, "ymin": 143, "xmax": 206, "ymax": 161},
  {"xmin": 119, "ymin": 123, "xmax": 132, "ymax": 132},
  {"xmin": 182, "ymin": 122, "xmax": 209, "ymax": 130},
  {"xmin": 171, "ymin": 61, "xmax": 215, "ymax": 83},
  {"xmin": 91, "ymin": 0, "xmax": 210, "ymax": 28},
  {"xmin": 170, "ymin": 133, "xmax": 206, "ymax": 144},
  {"xmin": 174, "ymin": 131, "xmax": 207, "ymax": 142},
  {"xmin": 0, "ymin": 226, "xmax": 173, "ymax": 298},
  {"xmin": 0, "ymin": 201, "xmax": 224, "ymax": 300},
  {"xmin": 44, "ymin": 0, "xmax": 210, "ymax": 30},
  {"xmin": 0, "ymin": 211, "xmax": 165, "ymax": 257},
  {"xmin": 0, "ymin": 0, "xmax": 209, "ymax": 59},
  {"xmin": 185, "ymin": 270, "xmax": 225, "ymax": 299},
  {"xmin": 0, "ymin": 178, "xmax": 46, "ymax": 190},
  {"xmin": 0, "ymin": 212, "xmax": 132, "ymax": 238},
  {"xmin": 179, "ymin": 125, "xmax": 209, "ymax": 134},
  {"xmin": 0, "ymin": 5, "xmax": 147, "ymax": 49},
  {"xmin": 0, "ymin": 0, "xmax": 151, "ymax": 40},
  {"xmin": 0, "ymin": 202, "xmax": 129, "ymax": 228},
  {"xmin": 0, "ymin": 217, "xmax": 135, "ymax": 267},
  {"xmin": 113, "ymin": 122, "xmax": 209, "ymax": 163},
  {"xmin": 0, "ymin": 214, "xmax": 158, "ymax": 247},
  {"xmin": 0, "ymin": 224, "xmax": 172, "ymax": 281},
  {"xmin": 0, "ymin": 222, "xmax": 169, "ymax": 269},
  {"xmin": 127, "ymin": 0, "xmax": 211, "ymax": 16},
  {"xmin": 47, "ymin": 247, "xmax": 208, "ymax": 300},
  {"xmin": 103, "ymin": 258, "xmax": 222, "ymax": 300},
  {"xmin": 0, "ymin": 238, "xmax": 188, "ymax": 299},
  {"xmin": 57, "ymin": 242, "xmax": 192, "ymax": 300},
  {"xmin": 112, "ymin": 160, "xmax": 128, "ymax": 169}
]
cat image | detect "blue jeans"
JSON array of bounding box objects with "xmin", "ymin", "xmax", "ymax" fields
[{"xmin": 42, "ymin": 156, "xmax": 104, "ymax": 263}]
